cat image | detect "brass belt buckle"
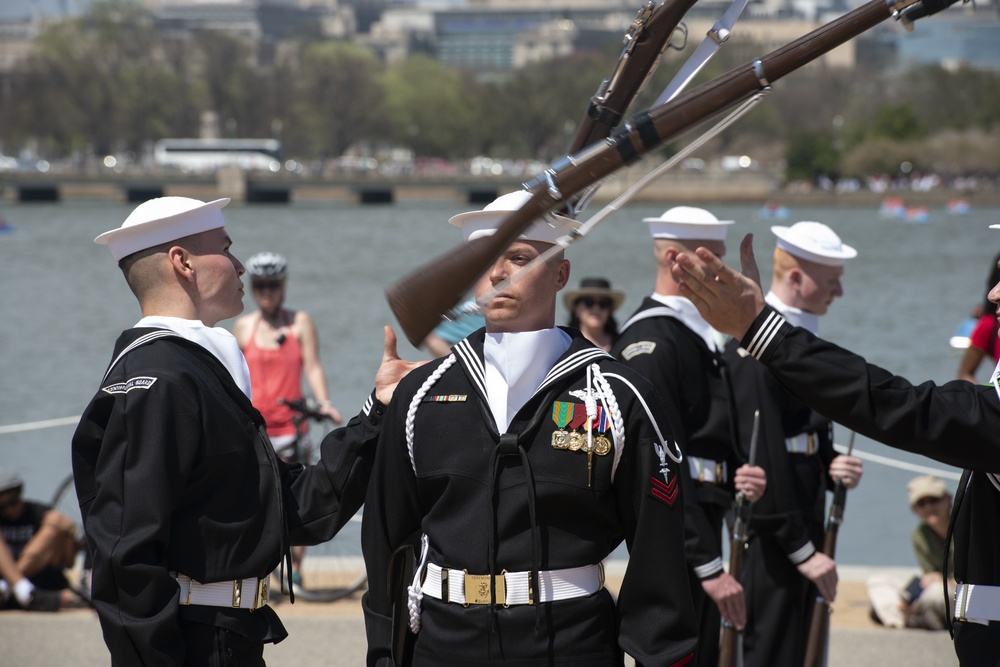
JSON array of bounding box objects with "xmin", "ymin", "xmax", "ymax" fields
[
  {"xmin": 179, "ymin": 578, "xmax": 192, "ymax": 605},
  {"xmin": 254, "ymin": 577, "xmax": 268, "ymax": 609},
  {"xmin": 807, "ymin": 434, "xmax": 817, "ymax": 455},
  {"xmin": 232, "ymin": 579, "xmax": 243, "ymax": 608},
  {"xmin": 464, "ymin": 571, "xmax": 505, "ymax": 606},
  {"xmin": 715, "ymin": 462, "xmax": 724, "ymax": 484}
]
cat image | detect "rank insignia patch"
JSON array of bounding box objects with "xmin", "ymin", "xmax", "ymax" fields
[
  {"xmin": 649, "ymin": 475, "xmax": 679, "ymax": 508},
  {"xmin": 422, "ymin": 394, "xmax": 468, "ymax": 403},
  {"xmin": 102, "ymin": 376, "xmax": 157, "ymax": 395},
  {"xmin": 621, "ymin": 341, "xmax": 656, "ymax": 360}
]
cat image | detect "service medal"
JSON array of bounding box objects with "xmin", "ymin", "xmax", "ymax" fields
[
  {"xmin": 593, "ymin": 435, "xmax": 611, "ymax": 456},
  {"xmin": 568, "ymin": 431, "xmax": 583, "ymax": 451},
  {"xmin": 551, "ymin": 430, "xmax": 570, "ymax": 449}
]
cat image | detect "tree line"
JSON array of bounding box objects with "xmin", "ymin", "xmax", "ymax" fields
[{"xmin": 1, "ymin": 0, "xmax": 998, "ymax": 181}]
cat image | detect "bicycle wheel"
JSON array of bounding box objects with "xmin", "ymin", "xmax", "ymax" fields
[
  {"xmin": 50, "ymin": 473, "xmax": 93, "ymax": 606},
  {"xmin": 291, "ymin": 510, "xmax": 367, "ymax": 603}
]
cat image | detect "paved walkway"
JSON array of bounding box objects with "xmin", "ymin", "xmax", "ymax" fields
[{"xmin": 2, "ymin": 566, "xmax": 959, "ymax": 666}]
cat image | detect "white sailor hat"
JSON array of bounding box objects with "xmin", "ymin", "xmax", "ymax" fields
[
  {"xmin": 643, "ymin": 206, "xmax": 734, "ymax": 241},
  {"xmin": 771, "ymin": 221, "xmax": 857, "ymax": 267},
  {"xmin": 449, "ymin": 190, "xmax": 581, "ymax": 244},
  {"xmin": 95, "ymin": 196, "xmax": 231, "ymax": 261}
]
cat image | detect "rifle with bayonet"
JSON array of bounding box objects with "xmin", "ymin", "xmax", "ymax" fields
[
  {"xmin": 567, "ymin": 0, "xmax": 694, "ymax": 156},
  {"xmin": 802, "ymin": 431, "xmax": 857, "ymax": 667},
  {"xmin": 561, "ymin": 0, "xmax": 695, "ymax": 217},
  {"xmin": 718, "ymin": 409, "xmax": 760, "ymax": 667},
  {"xmin": 386, "ymin": 0, "xmax": 962, "ymax": 347}
]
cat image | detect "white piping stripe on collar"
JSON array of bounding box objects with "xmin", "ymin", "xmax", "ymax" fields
[
  {"xmin": 102, "ymin": 330, "xmax": 179, "ymax": 383},
  {"xmin": 453, "ymin": 338, "xmax": 488, "ymax": 399},
  {"xmin": 539, "ymin": 348, "xmax": 611, "ymax": 392},
  {"xmin": 450, "ymin": 339, "xmax": 609, "ymax": 404},
  {"xmin": 619, "ymin": 306, "xmax": 677, "ymax": 334}
]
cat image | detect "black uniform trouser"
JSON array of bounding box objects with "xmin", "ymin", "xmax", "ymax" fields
[
  {"xmin": 953, "ymin": 621, "xmax": 1000, "ymax": 667},
  {"xmin": 688, "ymin": 500, "xmax": 728, "ymax": 667},
  {"xmin": 741, "ymin": 533, "xmax": 813, "ymax": 667},
  {"xmin": 179, "ymin": 620, "xmax": 266, "ymax": 667}
]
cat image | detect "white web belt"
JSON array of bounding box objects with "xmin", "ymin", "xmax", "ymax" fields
[
  {"xmin": 174, "ymin": 573, "xmax": 268, "ymax": 610},
  {"xmin": 955, "ymin": 583, "xmax": 1000, "ymax": 625},
  {"xmin": 421, "ymin": 562, "xmax": 603, "ymax": 606}
]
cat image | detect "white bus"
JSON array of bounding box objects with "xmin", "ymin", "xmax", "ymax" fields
[{"xmin": 153, "ymin": 138, "xmax": 282, "ymax": 172}]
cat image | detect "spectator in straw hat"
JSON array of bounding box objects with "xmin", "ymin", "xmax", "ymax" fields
[
  {"xmin": 564, "ymin": 277, "xmax": 625, "ymax": 351},
  {"xmin": 867, "ymin": 475, "xmax": 954, "ymax": 631}
]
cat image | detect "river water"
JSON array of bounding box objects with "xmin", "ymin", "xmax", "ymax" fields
[{"xmin": 1, "ymin": 196, "xmax": 996, "ymax": 567}]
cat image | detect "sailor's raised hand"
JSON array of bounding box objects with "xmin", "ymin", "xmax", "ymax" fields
[
  {"xmin": 374, "ymin": 325, "xmax": 427, "ymax": 405},
  {"xmin": 672, "ymin": 233, "xmax": 766, "ymax": 340}
]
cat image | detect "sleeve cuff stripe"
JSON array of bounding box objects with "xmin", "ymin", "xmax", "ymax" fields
[
  {"xmin": 788, "ymin": 543, "xmax": 816, "ymax": 564},
  {"xmin": 362, "ymin": 394, "xmax": 374, "ymax": 416},
  {"xmin": 694, "ymin": 558, "xmax": 724, "ymax": 579},
  {"xmin": 746, "ymin": 311, "xmax": 786, "ymax": 359}
]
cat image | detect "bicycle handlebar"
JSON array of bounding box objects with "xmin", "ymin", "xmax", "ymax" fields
[{"xmin": 279, "ymin": 397, "xmax": 332, "ymax": 423}]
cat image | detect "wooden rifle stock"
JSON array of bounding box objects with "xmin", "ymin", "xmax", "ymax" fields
[
  {"xmin": 718, "ymin": 410, "xmax": 759, "ymax": 667},
  {"xmin": 386, "ymin": 0, "xmax": 936, "ymax": 347},
  {"xmin": 802, "ymin": 433, "xmax": 855, "ymax": 667}
]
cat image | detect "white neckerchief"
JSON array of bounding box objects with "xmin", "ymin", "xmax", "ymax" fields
[
  {"xmin": 651, "ymin": 293, "xmax": 720, "ymax": 352},
  {"xmin": 484, "ymin": 328, "xmax": 571, "ymax": 432},
  {"xmin": 135, "ymin": 316, "xmax": 252, "ymax": 398},
  {"xmin": 765, "ymin": 291, "xmax": 820, "ymax": 335}
]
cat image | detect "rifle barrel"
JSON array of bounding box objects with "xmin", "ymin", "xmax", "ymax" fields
[{"xmin": 386, "ymin": 0, "xmax": 930, "ymax": 346}]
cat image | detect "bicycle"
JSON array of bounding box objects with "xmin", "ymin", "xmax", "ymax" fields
[{"xmin": 270, "ymin": 397, "xmax": 368, "ymax": 603}]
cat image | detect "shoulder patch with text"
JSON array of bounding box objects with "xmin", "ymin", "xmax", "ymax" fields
[
  {"xmin": 102, "ymin": 376, "xmax": 157, "ymax": 395},
  {"xmin": 621, "ymin": 341, "xmax": 656, "ymax": 360}
]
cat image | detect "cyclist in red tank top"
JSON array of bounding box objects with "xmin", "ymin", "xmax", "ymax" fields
[{"xmin": 233, "ymin": 251, "xmax": 343, "ymax": 458}]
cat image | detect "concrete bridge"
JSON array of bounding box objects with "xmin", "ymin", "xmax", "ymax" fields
[{"xmin": 0, "ymin": 161, "xmax": 778, "ymax": 205}]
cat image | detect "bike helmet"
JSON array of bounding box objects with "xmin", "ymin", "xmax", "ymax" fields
[{"xmin": 246, "ymin": 251, "xmax": 288, "ymax": 279}]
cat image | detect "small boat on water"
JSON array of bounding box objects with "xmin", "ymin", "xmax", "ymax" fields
[
  {"xmin": 947, "ymin": 199, "xmax": 971, "ymax": 215},
  {"xmin": 0, "ymin": 217, "xmax": 13, "ymax": 234},
  {"xmin": 758, "ymin": 201, "xmax": 790, "ymax": 219},
  {"xmin": 950, "ymin": 316, "xmax": 976, "ymax": 350},
  {"xmin": 905, "ymin": 206, "xmax": 930, "ymax": 223},
  {"xmin": 879, "ymin": 196, "xmax": 906, "ymax": 219}
]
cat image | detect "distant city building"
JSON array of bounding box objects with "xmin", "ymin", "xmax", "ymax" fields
[
  {"xmin": 858, "ymin": 9, "xmax": 1000, "ymax": 73},
  {"xmin": 0, "ymin": 0, "xmax": 996, "ymax": 76}
]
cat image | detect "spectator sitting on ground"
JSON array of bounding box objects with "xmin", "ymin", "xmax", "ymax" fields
[
  {"xmin": 866, "ymin": 475, "xmax": 955, "ymax": 630},
  {"xmin": 0, "ymin": 468, "xmax": 76, "ymax": 611}
]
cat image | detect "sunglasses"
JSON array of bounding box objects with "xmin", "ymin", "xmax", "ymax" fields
[
  {"xmin": 914, "ymin": 496, "xmax": 944, "ymax": 508},
  {"xmin": 579, "ymin": 297, "xmax": 613, "ymax": 310},
  {"xmin": 252, "ymin": 280, "xmax": 283, "ymax": 291}
]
